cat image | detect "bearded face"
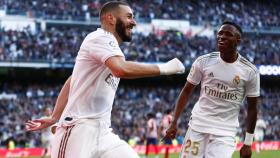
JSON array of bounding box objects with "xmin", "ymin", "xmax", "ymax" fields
[{"xmin": 115, "ymin": 18, "xmax": 133, "ymax": 42}]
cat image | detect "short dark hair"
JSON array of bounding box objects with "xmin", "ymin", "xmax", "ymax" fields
[
  {"xmin": 99, "ymin": 1, "xmax": 129, "ymax": 18},
  {"xmin": 222, "ymin": 21, "xmax": 243, "ymax": 35},
  {"xmin": 164, "ymin": 109, "xmax": 172, "ymax": 114},
  {"xmin": 147, "ymin": 113, "xmax": 155, "ymax": 119}
]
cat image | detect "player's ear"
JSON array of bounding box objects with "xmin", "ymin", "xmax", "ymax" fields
[
  {"xmin": 106, "ymin": 13, "xmax": 116, "ymax": 25},
  {"xmin": 236, "ymin": 34, "xmax": 241, "ymax": 45}
]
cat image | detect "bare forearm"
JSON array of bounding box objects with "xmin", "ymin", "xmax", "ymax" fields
[
  {"xmin": 172, "ymin": 82, "xmax": 195, "ymax": 123},
  {"xmin": 106, "ymin": 56, "xmax": 184, "ymax": 79},
  {"xmin": 246, "ymin": 97, "xmax": 258, "ymax": 133},
  {"xmin": 118, "ymin": 61, "xmax": 160, "ymax": 78},
  {"xmin": 51, "ymin": 76, "xmax": 71, "ymax": 121}
]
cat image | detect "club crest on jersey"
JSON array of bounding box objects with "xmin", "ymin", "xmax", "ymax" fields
[
  {"xmin": 208, "ymin": 72, "xmax": 214, "ymax": 77},
  {"xmin": 233, "ymin": 75, "xmax": 240, "ymax": 85},
  {"xmin": 109, "ymin": 41, "xmax": 117, "ymax": 48}
]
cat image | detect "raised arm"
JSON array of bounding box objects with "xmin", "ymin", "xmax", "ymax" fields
[
  {"xmin": 162, "ymin": 81, "xmax": 196, "ymax": 140},
  {"xmin": 26, "ymin": 76, "xmax": 71, "ymax": 131},
  {"xmin": 105, "ymin": 56, "xmax": 185, "ymax": 79}
]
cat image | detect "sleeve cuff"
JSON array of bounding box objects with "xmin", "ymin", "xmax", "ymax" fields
[{"xmin": 187, "ymin": 78, "xmax": 200, "ymax": 85}]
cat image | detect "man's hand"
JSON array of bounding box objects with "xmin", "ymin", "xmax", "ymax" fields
[
  {"xmin": 25, "ymin": 117, "xmax": 57, "ymax": 132},
  {"xmin": 161, "ymin": 122, "xmax": 177, "ymax": 141},
  {"xmin": 157, "ymin": 58, "xmax": 185, "ymax": 75},
  {"xmin": 240, "ymin": 144, "xmax": 252, "ymax": 158}
]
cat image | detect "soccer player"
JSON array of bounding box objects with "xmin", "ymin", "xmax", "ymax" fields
[
  {"xmin": 254, "ymin": 114, "xmax": 266, "ymax": 153},
  {"xmin": 25, "ymin": 1, "xmax": 185, "ymax": 158},
  {"xmin": 163, "ymin": 21, "xmax": 260, "ymax": 158},
  {"xmin": 40, "ymin": 107, "xmax": 53, "ymax": 158},
  {"xmin": 159, "ymin": 109, "xmax": 173, "ymax": 158},
  {"xmin": 145, "ymin": 113, "xmax": 159, "ymax": 158}
]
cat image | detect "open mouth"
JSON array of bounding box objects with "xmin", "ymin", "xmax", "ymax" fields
[
  {"xmin": 127, "ymin": 28, "xmax": 132, "ymax": 34},
  {"xmin": 127, "ymin": 27, "xmax": 133, "ymax": 33},
  {"xmin": 218, "ymin": 41, "xmax": 225, "ymax": 46}
]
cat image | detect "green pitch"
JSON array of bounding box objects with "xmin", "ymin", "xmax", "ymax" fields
[
  {"xmin": 142, "ymin": 151, "xmax": 280, "ymax": 158},
  {"xmin": 7, "ymin": 150, "xmax": 280, "ymax": 158}
]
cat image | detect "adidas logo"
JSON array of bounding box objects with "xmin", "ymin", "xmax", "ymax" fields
[{"xmin": 208, "ymin": 72, "xmax": 214, "ymax": 77}]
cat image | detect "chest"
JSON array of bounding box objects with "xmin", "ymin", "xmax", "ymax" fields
[{"xmin": 201, "ymin": 63, "xmax": 247, "ymax": 90}]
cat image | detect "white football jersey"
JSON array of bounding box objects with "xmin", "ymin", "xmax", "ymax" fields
[
  {"xmin": 255, "ymin": 119, "xmax": 266, "ymax": 134},
  {"xmin": 161, "ymin": 114, "xmax": 172, "ymax": 136},
  {"xmin": 147, "ymin": 118, "xmax": 158, "ymax": 138},
  {"xmin": 187, "ymin": 52, "xmax": 260, "ymax": 137},
  {"xmin": 59, "ymin": 28, "xmax": 124, "ymax": 126}
]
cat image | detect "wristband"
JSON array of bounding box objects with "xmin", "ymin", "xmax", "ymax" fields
[
  {"xmin": 156, "ymin": 58, "xmax": 185, "ymax": 75},
  {"xmin": 157, "ymin": 64, "xmax": 167, "ymax": 75},
  {"xmin": 244, "ymin": 132, "xmax": 254, "ymax": 145}
]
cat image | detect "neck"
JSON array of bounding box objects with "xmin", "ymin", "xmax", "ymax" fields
[
  {"xmin": 220, "ymin": 50, "xmax": 238, "ymax": 63},
  {"xmin": 101, "ymin": 25, "xmax": 122, "ymax": 44}
]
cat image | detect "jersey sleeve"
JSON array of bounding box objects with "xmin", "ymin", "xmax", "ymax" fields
[
  {"xmin": 84, "ymin": 35, "xmax": 124, "ymax": 63},
  {"xmin": 187, "ymin": 58, "xmax": 203, "ymax": 85},
  {"xmin": 245, "ymin": 70, "xmax": 260, "ymax": 97}
]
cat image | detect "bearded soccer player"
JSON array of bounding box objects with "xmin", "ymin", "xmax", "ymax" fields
[
  {"xmin": 25, "ymin": 1, "xmax": 185, "ymax": 158},
  {"xmin": 163, "ymin": 21, "xmax": 259, "ymax": 158}
]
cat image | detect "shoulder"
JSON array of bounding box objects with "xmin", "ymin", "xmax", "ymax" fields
[
  {"xmin": 85, "ymin": 30, "xmax": 115, "ymax": 42},
  {"xmin": 239, "ymin": 55, "xmax": 258, "ymax": 74},
  {"xmin": 196, "ymin": 52, "xmax": 219, "ymax": 62},
  {"xmin": 193, "ymin": 52, "xmax": 219, "ymax": 68},
  {"xmin": 82, "ymin": 30, "xmax": 119, "ymax": 51}
]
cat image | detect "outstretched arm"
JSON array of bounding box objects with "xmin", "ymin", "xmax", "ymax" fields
[
  {"xmin": 105, "ymin": 56, "xmax": 185, "ymax": 79},
  {"xmin": 162, "ymin": 81, "xmax": 196, "ymax": 140},
  {"xmin": 26, "ymin": 76, "xmax": 71, "ymax": 131},
  {"xmin": 240, "ymin": 97, "xmax": 258, "ymax": 158},
  {"xmin": 51, "ymin": 76, "xmax": 71, "ymax": 121}
]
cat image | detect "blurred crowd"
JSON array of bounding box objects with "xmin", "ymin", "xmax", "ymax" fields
[
  {"xmin": 0, "ymin": 83, "xmax": 279, "ymax": 148},
  {"xmin": 0, "ymin": 0, "xmax": 279, "ymax": 28},
  {"xmin": 1, "ymin": 28, "xmax": 280, "ymax": 65}
]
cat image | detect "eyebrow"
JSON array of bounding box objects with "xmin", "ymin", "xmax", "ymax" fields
[
  {"xmin": 125, "ymin": 12, "xmax": 133, "ymax": 16},
  {"xmin": 218, "ymin": 30, "xmax": 234, "ymax": 35}
]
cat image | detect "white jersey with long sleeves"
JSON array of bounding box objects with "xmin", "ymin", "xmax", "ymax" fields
[
  {"xmin": 59, "ymin": 28, "xmax": 124, "ymax": 126},
  {"xmin": 187, "ymin": 52, "xmax": 260, "ymax": 137}
]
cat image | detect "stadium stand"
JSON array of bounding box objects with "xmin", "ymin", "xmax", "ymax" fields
[
  {"xmin": 1, "ymin": 0, "xmax": 279, "ymax": 28},
  {"xmin": 0, "ymin": 29, "xmax": 280, "ymax": 65},
  {"xmin": 0, "ymin": 83, "xmax": 279, "ymax": 147}
]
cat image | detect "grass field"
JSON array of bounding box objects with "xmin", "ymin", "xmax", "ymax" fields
[
  {"xmin": 147, "ymin": 151, "xmax": 280, "ymax": 158},
  {"xmin": 6, "ymin": 150, "xmax": 280, "ymax": 158}
]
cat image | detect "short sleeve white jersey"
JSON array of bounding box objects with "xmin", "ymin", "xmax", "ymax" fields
[
  {"xmin": 147, "ymin": 118, "xmax": 158, "ymax": 138},
  {"xmin": 59, "ymin": 28, "xmax": 124, "ymax": 126},
  {"xmin": 187, "ymin": 52, "xmax": 260, "ymax": 137},
  {"xmin": 161, "ymin": 114, "xmax": 172, "ymax": 136}
]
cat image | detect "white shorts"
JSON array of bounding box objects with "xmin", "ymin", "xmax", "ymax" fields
[
  {"xmin": 179, "ymin": 128, "xmax": 236, "ymax": 158},
  {"xmin": 42, "ymin": 139, "xmax": 51, "ymax": 148},
  {"xmin": 51, "ymin": 120, "xmax": 140, "ymax": 158}
]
